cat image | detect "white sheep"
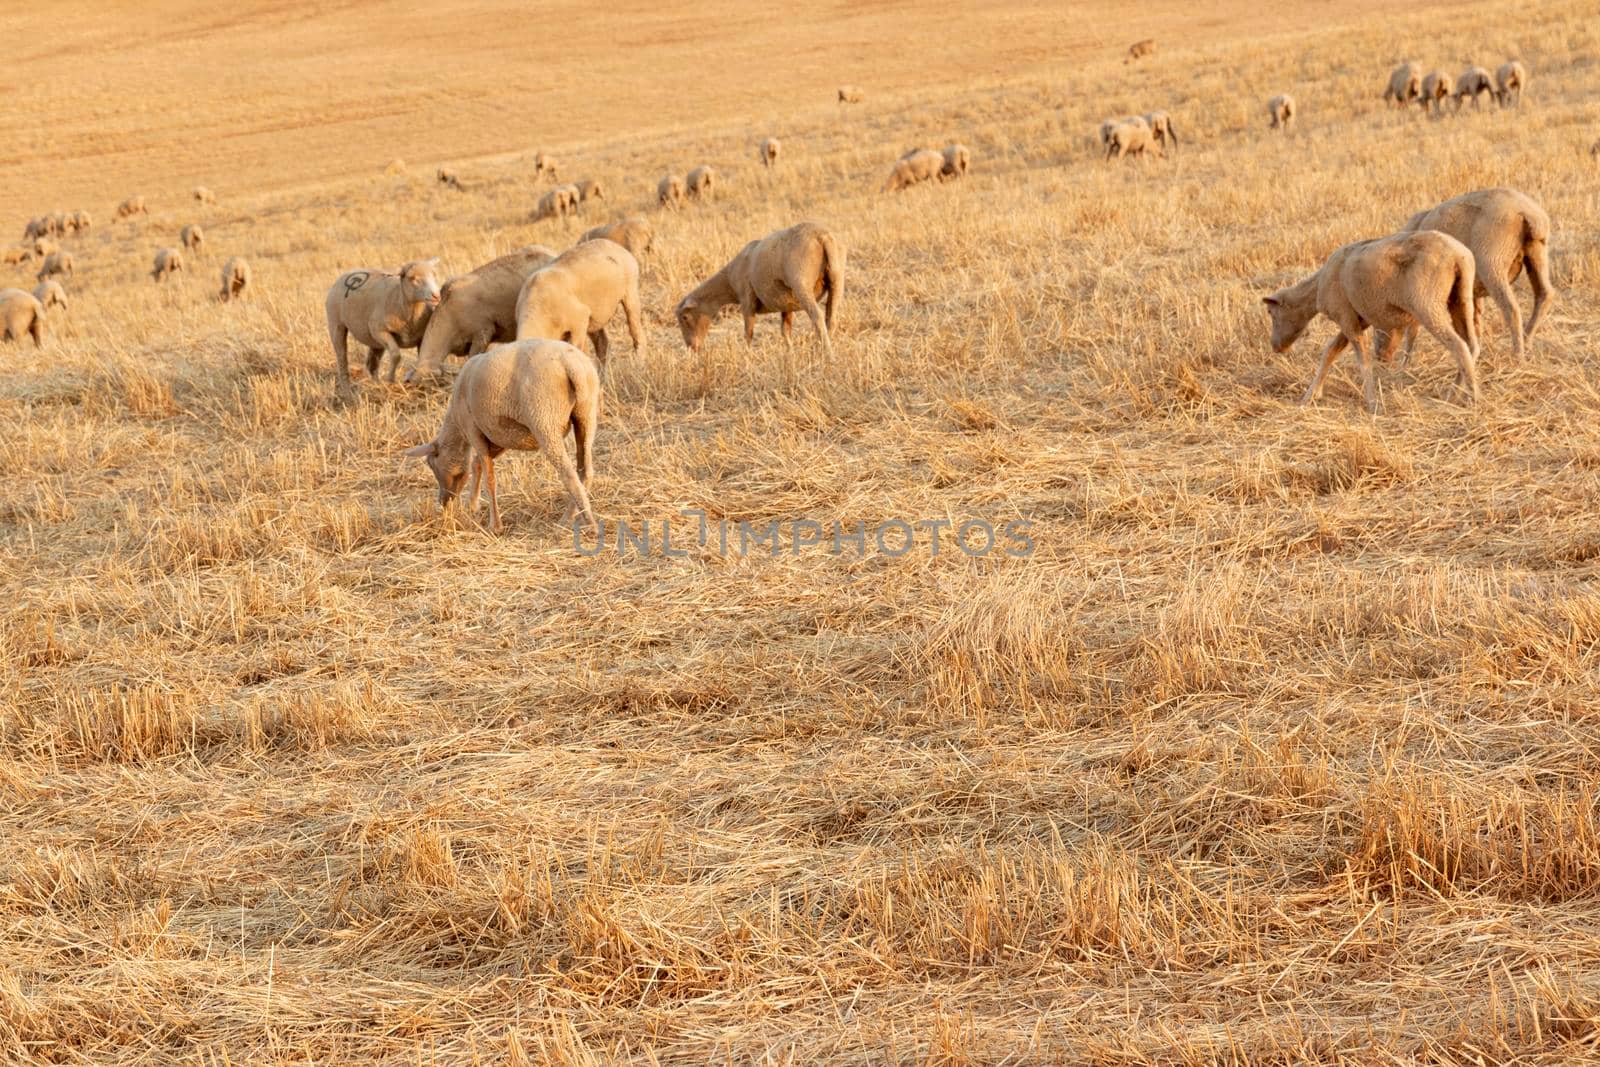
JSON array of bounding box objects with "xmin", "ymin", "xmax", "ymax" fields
[
  {"xmin": 837, "ymin": 85, "xmax": 865, "ymax": 104},
  {"xmin": 1105, "ymin": 119, "xmax": 1158, "ymax": 159},
  {"xmin": 325, "ymin": 259, "xmax": 442, "ymax": 398},
  {"xmin": 759, "ymin": 137, "xmax": 781, "ymax": 167},
  {"xmin": 219, "ymin": 257, "xmax": 251, "ymax": 302},
  {"xmin": 403, "ymin": 338, "xmax": 600, "ymax": 533},
  {"xmin": 70, "ymin": 210, "xmax": 91, "ymax": 233},
  {"xmin": 1125, "ymin": 38, "xmax": 1155, "ymax": 64},
  {"xmin": 940, "ymin": 143, "xmax": 972, "ymax": 178},
  {"xmin": 0, "ymin": 288, "xmax": 46, "ymax": 347},
  {"xmin": 33, "ymin": 279, "xmax": 67, "ymax": 313},
  {"xmin": 1454, "ymin": 67, "xmax": 1494, "ymax": 110},
  {"xmin": 1263, "ymin": 230, "xmax": 1480, "ymax": 412},
  {"xmin": 35, "ymin": 251, "xmax": 73, "ymax": 282},
  {"xmin": 409, "ymin": 245, "xmax": 559, "ymax": 381},
  {"xmin": 1142, "ymin": 112, "xmax": 1178, "ymax": 153},
  {"xmin": 674, "ymin": 221, "xmax": 843, "ymax": 356},
  {"xmin": 193, "ymin": 186, "xmax": 217, "ymax": 205},
  {"xmin": 436, "ymin": 167, "xmax": 463, "ymax": 190},
  {"xmin": 575, "ymin": 179, "xmax": 604, "ymax": 202},
  {"xmin": 884, "ymin": 148, "xmax": 946, "ymax": 190},
  {"xmin": 1420, "ymin": 71, "xmax": 1452, "ymax": 115},
  {"xmin": 180, "ymin": 223, "xmax": 204, "ymax": 255},
  {"xmin": 115, "ymin": 196, "xmax": 148, "ymax": 219},
  {"xmin": 578, "ymin": 217, "xmax": 654, "ymax": 259},
  {"xmin": 1268, "ymin": 94, "xmax": 1296, "ymax": 130},
  {"xmin": 658, "ymin": 174, "xmax": 685, "ymax": 209},
  {"xmin": 533, "ymin": 186, "xmax": 576, "ymax": 222},
  {"xmin": 1495, "ymin": 60, "xmax": 1526, "ymax": 106},
  {"xmin": 151, "ymin": 247, "xmax": 184, "ymax": 283},
  {"xmin": 514, "ymin": 239, "xmax": 646, "ymax": 366},
  {"xmin": 534, "ymin": 151, "xmax": 556, "ymax": 180},
  {"xmin": 686, "ymin": 166, "xmax": 716, "ymax": 200},
  {"xmin": 1384, "ymin": 62, "xmax": 1422, "ymax": 107}
]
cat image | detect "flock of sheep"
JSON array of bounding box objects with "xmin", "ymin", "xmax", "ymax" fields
[{"xmin": 0, "ymin": 63, "xmax": 1567, "ymax": 529}]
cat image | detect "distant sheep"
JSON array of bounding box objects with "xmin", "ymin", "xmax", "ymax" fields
[
  {"xmin": 193, "ymin": 186, "xmax": 217, "ymax": 205},
  {"xmin": 403, "ymin": 338, "xmax": 600, "ymax": 533},
  {"xmin": 686, "ymin": 165, "xmax": 716, "ymax": 200},
  {"xmin": 115, "ymin": 196, "xmax": 148, "ymax": 219},
  {"xmin": 180, "ymin": 223, "xmax": 204, "ymax": 255},
  {"xmin": 533, "ymin": 186, "xmax": 577, "ymax": 222},
  {"xmin": 1455, "ymin": 67, "xmax": 1494, "ymax": 110},
  {"xmin": 70, "ymin": 210, "xmax": 91, "ymax": 233},
  {"xmin": 436, "ymin": 167, "xmax": 462, "ymax": 190},
  {"xmin": 33, "ymin": 280, "xmax": 67, "ymax": 313},
  {"xmin": 884, "ymin": 148, "xmax": 946, "ymax": 190},
  {"xmin": 575, "ymin": 179, "xmax": 604, "ymax": 202},
  {"xmin": 658, "ymin": 174, "xmax": 685, "ymax": 209},
  {"xmin": 759, "ymin": 137, "xmax": 781, "ymax": 167},
  {"xmin": 32, "ymin": 238, "xmax": 58, "ymax": 259},
  {"xmin": 1495, "ymin": 60, "xmax": 1526, "ymax": 106},
  {"xmin": 1263, "ymin": 231, "xmax": 1480, "ymax": 413},
  {"xmin": 1268, "ymin": 94, "xmax": 1296, "ymax": 130},
  {"xmin": 514, "ymin": 239, "xmax": 645, "ymax": 366},
  {"xmin": 1384, "ymin": 62, "xmax": 1421, "ymax": 107},
  {"xmin": 22, "ymin": 218, "xmax": 46, "ymax": 241},
  {"xmin": 1125, "ymin": 39, "xmax": 1155, "ymax": 64},
  {"xmin": 385, "ymin": 158, "xmax": 407, "ymax": 176},
  {"xmin": 941, "ymin": 143, "xmax": 971, "ymax": 178},
  {"xmin": 534, "ymin": 151, "xmax": 556, "ymax": 180},
  {"xmin": 1105, "ymin": 119, "xmax": 1157, "ymax": 159},
  {"xmin": 579, "ymin": 217, "xmax": 655, "ymax": 259},
  {"xmin": 837, "ymin": 85, "xmax": 865, "ymax": 104},
  {"xmin": 219, "ymin": 257, "xmax": 251, "ymax": 302},
  {"xmin": 151, "ymin": 247, "xmax": 184, "ymax": 283},
  {"xmin": 1, "ymin": 247, "xmax": 31, "ymax": 266},
  {"xmin": 674, "ymin": 220, "xmax": 843, "ymax": 356},
  {"xmin": 0, "ymin": 288, "xmax": 46, "ymax": 347},
  {"xmin": 554, "ymin": 183, "xmax": 582, "ymax": 211},
  {"xmin": 1421, "ymin": 70, "xmax": 1452, "ymax": 115},
  {"xmin": 325, "ymin": 259, "xmax": 442, "ymax": 399},
  {"xmin": 35, "ymin": 251, "xmax": 73, "ymax": 282},
  {"xmin": 410, "ymin": 245, "xmax": 558, "ymax": 381},
  {"xmin": 1143, "ymin": 112, "xmax": 1178, "ymax": 153}
]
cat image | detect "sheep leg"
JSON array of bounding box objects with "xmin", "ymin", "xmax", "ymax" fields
[
  {"xmin": 1351, "ymin": 333, "xmax": 1380, "ymax": 414},
  {"xmin": 1419, "ymin": 310, "xmax": 1481, "ymax": 405},
  {"xmin": 29, "ymin": 316, "xmax": 43, "ymax": 348},
  {"xmin": 1394, "ymin": 323, "xmax": 1420, "ymax": 372},
  {"xmin": 330, "ymin": 323, "xmax": 356, "ymax": 399},
  {"xmin": 364, "ymin": 345, "xmax": 383, "ymax": 378},
  {"xmin": 799, "ymin": 296, "xmax": 832, "ymax": 356},
  {"xmin": 589, "ymin": 328, "xmax": 609, "ymax": 366},
  {"xmin": 464, "ymin": 454, "xmax": 483, "ymax": 513},
  {"xmin": 382, "ymin": 336, "xmax": 403, "ymax": 383},
  {"xmin": 1524, "ymin": 242, "xmax": 1554, "ymax": 340},
  {"xmin": 621, "ymin": 285, "xmax": 646, "ymax": 356},
  {"xmin": 1480, "ymin": 272, "xmax": 1524, "ymax": 359},
  {"xmin": 781, "ymin": 312, "xmax": 794, "ymax": 342},
  {"xmin": 467, "ymin": 327, "xmax": 495, "ymax": 357},
  {"xmin": 741, "ymin": 298, "xmax": 757, "ymax": 345},
  {"xmin": 1301, "ymin": 334, "xmax": 1349, "ymax": 405},
  {"xmin": 482, "ymin": 452, "xmax": 501, "ymax": 534}
]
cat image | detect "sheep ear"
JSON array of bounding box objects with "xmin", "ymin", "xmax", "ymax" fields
[
  {"xmin": 403, "ymin": 442, "xmax": 437, "ymax": 459},
  {"xmin": 1263, "ymin": 296, "xmax": 1280, "ymax": 306}
]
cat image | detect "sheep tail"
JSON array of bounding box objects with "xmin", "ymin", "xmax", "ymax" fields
[
  {"xmin": 818, "ymin": 231, "xmax": 844, "ymax": 328},
  {"xmin": 1451, "ymin": 256, "xmax": 1478, "ymax": 355}
]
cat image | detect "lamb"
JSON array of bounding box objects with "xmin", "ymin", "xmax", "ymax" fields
[
  {"xmin": 325, "ymin": 259, "xmax": 442, "ymax": 399},
  {"xmin": 35, "ymin": 251, "xmax": 73, "ymax": 282},
  {"xmin": 194, "ymin": 186, "xmax": 217, "ymax": 205},
  {"xmin": 1421, "ymin": 71, "xmax": 1452, "ymax": 115},
  {"xmin": 533, "ymin": 186, "xmax": 577, "ymax": 222},
  {"xmin": 686, "ymin": 166, "xmax": 716, "ymax": 200},
  {"xmin": 575, "ymin": 179, "xmax": 604, "ymax": 202},
  {"xmin": 759, "ymin": 137, "xmax": 781, "ymax": 167},
  {"xmin": 1495, "ymin": 60, "xmax": 1526, "ymax": 106},
  {"xmin": 0, "ymin": 288, "xmax": 46, "ymax": 347},
  {"xmin": 658, "ymin": 174, "xmax": 685, "ymax": 209},
  {"xmin": 884, "ymin": 148, "xmax": 946, "ymax": 190},
  {"xmin": 534, "ymin": 151, "xmax": 556, "ymax": 180},
  {"xmin": 941, "ymin": 143, "xmax": 971, "ymax": 178},
  {"xmin": 436, "ymin": 166, "xmax": 462, "ymax": 190},
  {"xmin": 1142, "ymin": 112, "xmax": 1178, "ymax": 153},
  {"xmin": 409, "ymin": 245, "xmax": 559, "ymax": 381},
  {"xmin": 180, "ymin": 223, "xmax": 204, "ymax": 255},
  {"xmin": 837, "ymin": 85, "xmax": 865, "ymax": 104},
  {"xmin": 1125, "ymin": 38, "xmax": 1155, "ymax": 64},
  {"xmin": 1105, "ymin": 119, "xmax": 1158, "ymax": 159},
  {"xmin": 514, "ymin": 239, "xmax": 645, "ymax": 365},
  {"xmin": 1392, "ymin": 187, "xmax": 1554, "ymax": 363},
  {"xmin": 116, "ymin": 196, "xmax": 148, "ymax": 219},
  {"xmin": 674, "ymin": 220, "xmax": 843, "ymax": 356},
  {"xmin": 404, "ymin": 339, "xmax": 599, "ymax": 533},
  {"xmin": 151, "ymin": 247, "xmax": 184, "ymax": 283},
  {"xmin": 1455, "ymin": 67, "xmax": 1494, "ymax": 110},
  {"xmin": 219, "ymin": 256, "xmax": 251, "ymax": 302},
  {"xmin": 1264, "ymin": 231, "xmax": 1479, "ymax": 413},
  {"xmin": 1268, "ymin": 94, "xmax": 1296, "ymax": 129},
  {"xmin": 578, "ymin": 217, "xmax": 654, "ymax": 258},
  {"xmin": 33, "ymin": 279, "xmax": 67, "ymax": 312},
  {"xmin": 1384, "ymin": 62, "xmax": 1422, "ymax": 107}
]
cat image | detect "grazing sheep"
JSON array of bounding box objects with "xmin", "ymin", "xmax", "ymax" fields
[
  {"xmin": 1268, "ymin": 94, "xmax": 1296, "ymax": 130},
  {"xmin": 674, "ymin": 220, "xmax": 843, "ymax": 356},
  {"xmin": 1264, "ymin": 231, "xmax": 1480, "ymax": 413},
  {"xmin": 116, "ymin": 196, "xmax": 148, "ymax": 219},
  {"xmin": 686, "ymin": 165, "xmax": 716, "ymax": 200},
  {"xmin": 70, "ymin": 210, "xmax": 91, "ymax": 233},
  {"xmin": 2, "ymin": 247, "xmax": 32, "ymax": 266},
  {"xmin": 578, "ymin": 217, "xmax": 655, "ymax": 259},
  {"xmin": 45, "ymin": 213, "xmax": 68, "ymax": 236},
  {"xmin": 0, "ymin": 288, "xmax": 46, "ymax": 347},
  {"xmin": 759, "ymin": 137, "xmax": 781, "ymax": 167},
  {"xmin": 1455, "ymin": 67, "xmax": 1494, "ymax": 110},
  {"xmin": 555, "ymin": 183, "xmax": 583, "ymax": 211},
  {"xmin": 534, "ymin": 151, "xmax": 556, "ymax": 180},
  {"xmin": 533, "ymin": 186, "xmax": 578, "ymax": 222},
  {"xmin": 410, "ymin": 245, "xmax": 559, "ymax": 381},
  {"xmin": 1393, "ymin": 187, "xmax": 1554, "ymax": 363},
  {"xmin": 1495, "ymin": 60, "xmax": 1526, "ymax": 106},
  {"xmin": 403, "ymin": 338, "xmax": 600, "ymax": 534},
  {"xmin": 940, "ymin": 143, "xmax": 972, "ymax": 178},
  {"xmin": 1384, "ymin": 62, "xmax": 1422, "ymax": 107},
  {"xmin": 33, "ymin": 279, "xmax": 67, "ymax": 312},
  {"xmin": 35, "ymin": 251, "xmax": 73, "ymax": 282},
  {"xmin": 1421, "ymin": 70, "xmax": 1452, "ymax": 115},
  {"xmin": 575, "ymin": 179, "xmax": 604, "ymax": 202},
  {"xmin": 1105, "ymin": 119, "xmax": 1158, "ymax": 160},
  {"xmin": 219, "ymin": 256, "xmax": 251, "ymax": 302},
  {"xmin": 437, "ymin": 166, "xmax": 463, "ymax": 190},
  {"xmin": 151, "ymin": 247, "xmax": 184, "ymax": 283},
  {"xmin": 884, "ymin": 148, "xmax": 946, "ymax": 190},
  {"xmin": 658, "ymin": 174, "xmax": 686, "ymax": 209},
  {"xmin": 32, "ymin": 238, "xmax": 57, "ymax": 259},
  {"xmin": 1142, "ymin": 112, "xmax": 1178, "ymax": 153},
  {"xmin": 194, "ymin": 186, "xmax": 217, "ymax": 205},
  {"xmin": 180, "ymin": 223, "xmax": 204, "ymax": 255},
  {"xmin": 22, "ymin": 218, "xmax": 45, "ymax": 242},
  {"xmin": 325, "ymin": 259, "xmax": 442, "ymax": 399},
  {"xmin": 1125, "ymin": 38, "xmax": 1155, "ymax": 64},
  {"xmin": 514, "ymin": 239, "xmax": 645, "ymax": 366},
  {"xmin": 837, "ymin": 85, "xmax": 865, "ymax": 104}
]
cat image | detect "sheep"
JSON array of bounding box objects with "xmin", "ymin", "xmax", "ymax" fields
[
  {"xmin": 1142, "ymin": 112, "xmax": 1178, "ymax": 153},
  {"xmin": 884, "ymin": 148, "xmax": 946, "ymax": 190},
  {"xmin": 533, "ymin": 186, "xmax": 577, "ymax": 222},
  {"xmin": 35, "ymin": 251, "xmax": 73, "ymax": 282},
  {"xmin": 1495, "ymin": 60, "xmax": 1526, "ymax": 106},
  {"xmin": 45, "ymin": 212, "xmax": 68, "ymax": 236},
  {"xmin": 1421, "ymin": 70, "xmax": 1452, "ymax": 115},
  {"xmin": 70, "ymin": 210, "xmax": 91, "ymax": 233},
  {"xmin": 0, "ymin": 288, "xmax": 46, "ymax": 347},
  {"xmin": 1455, "ymin": 67, "xmax": 1494, "ymax": 110},
  {"xmin": 33, "ymin": 279, "xmax": 67, "ymax": 313},
  {"xmin": 403, "ymin": 338, "xmax": 599, "ymax": 534},
  {"xmin": 115, "ymin": 196, "xmax": 147, "ymax": 219},
  {"xmin": 686, "ymin": 165, "xmax": 716, "ymax": 200},
  {"xmin": 1125, "ymin": 38, "xmax": 1155, "ymax": 64},
  {"xmin": 578, "ymin": 217, "xmax": 654, "ymax": 259},
  {"xmin": 32, "ymin": 238, "xmax": 58, "ymax": 259},
  {"xmin": 1263, "ymin": 230, "xmax": 1480, "ymax": 413},
  {"xmin": 180, "ymin": 223, "xmax": 204, "ymax": 255},
  {"xmin": 555, "ymin": 183, "xmax": 583, "ymax": 211},
  {"xmin": 575, "ymin": 179, "xmax": 604, "ymax": 202},
  {"xmin": 219, "ymin": 256, "xmax": 251, "ymax": 302},
  {"xmin": 534, "ymin": 151, "xmax": 556, "ymax": 180},
  {"xmin": 194, "ymin": 186, "xmax": 217, "ymax": 205},
  {"xmin": 325, "ymin": 259, "xmax": 442, "ymax": 399},
  {"xmin": 514, "ymin": 239, "xmax": 645, "ymax": 366},
  {"xmin": 658, "ymin": 174, "xmax": 685, "ymax": 209},
  {"xmin": 151, "ymin": 247, "xmax": 184, "ymax": 283},
  {"xmin": 409, "ymin": 245, "xmax": 559, "ymax": 381},
  {"xmin": 22, "ymin": 218, "xmax": 46, "ymax": 242},
  {"xmin": 436, "ymin": 166, "xmax": 462, "ymax": 190},
  {"xmin": 1384, "ymin": 62, "xmax": 1422, "ymax": 107},
  {"xmin": 674, "ymin": 220, "xmax": 843, "ymax": 356},
  {"xmin": 837, "ymin": 85, "xmax": 865, "ymax": 104},
  {"xmin": 759, "ymin": 137, "xmax": 781, "ymax": 167},
  {"xmin": 1268, "ymin": 94, "xmax": 1296, "ymax": 129},
  {"xmin": 385, "ymin": 158, "xmax": 407, "ymax": 176},
  {"xmin": 1391, "ymin": 187, "xmax": 1554, "ymax": 363},
  {"xmin": 1, "ymin": 247, "xmax": 32, "ymax": 266},
  {"xmin": 940, "ymin": 143, "xmax": 971, "ymax": 179},
  {"xmin": 1105, "ymin": 119, "xmax": 1158, "ymax": 160}
]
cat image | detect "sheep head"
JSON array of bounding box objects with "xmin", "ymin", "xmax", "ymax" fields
[
  {"xmin": 675, "ymin": 296, "xmax": 714, "ymax": 353},
  {"xmin": 399, "ymin": 259, "xmax": 443, "ymax": 307},
  {"xmin": 404, "ymin": 438, "xmax": 471, "ymax": 505},
  {"xmin": 1262, "ymin": 289, "xmax": 1316, "ymax": 353}
]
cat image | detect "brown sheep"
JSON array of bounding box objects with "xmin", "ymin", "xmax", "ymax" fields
[
  {"xmin": 514, "ymin": 239, "xmax": 645, "ymax": 366},
  {"xmin": 325, "ymin": 259, "xmax": 442, "ymax": 399},
  {"xmin": 579, "ymin": 218, "xmax": 655, "ymax": 259},
  {"xmin": 409, "ymin": 245, "xmax": 560, "ymax": 381},
  {"xmin": 674, "ymin": 221, "xmax": 843, "ymax": 356}
]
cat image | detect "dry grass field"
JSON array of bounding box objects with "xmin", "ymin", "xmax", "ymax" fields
[{"xmin": 4, "ymin": 0, "xmax": 1600, "ymax": 1061}]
